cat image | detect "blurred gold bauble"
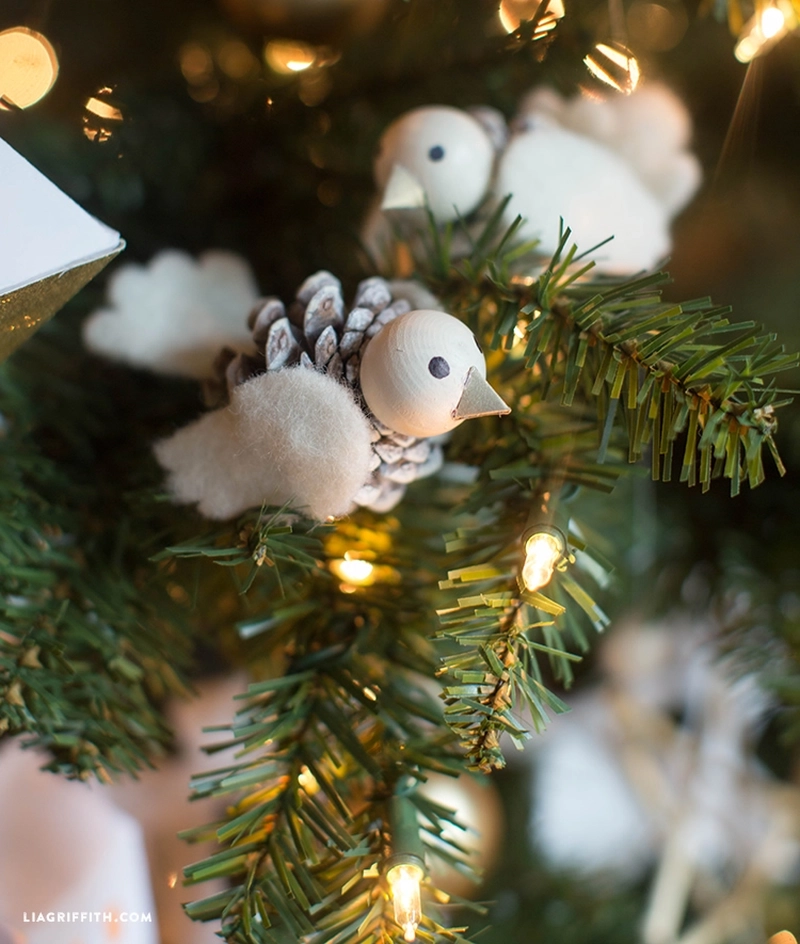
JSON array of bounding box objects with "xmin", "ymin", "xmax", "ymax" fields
[
  {"xmin": 218, "ymin": 0, "xmax": 387, "ymax": 39},
  {"xmin": 419, "ymin": 772, "xmax": 504, "ymax": 898}
]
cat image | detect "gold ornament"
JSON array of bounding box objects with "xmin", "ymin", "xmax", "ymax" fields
[{"xmin": 0, "ymin": 255, "xmax": 120, "ymax": 362}]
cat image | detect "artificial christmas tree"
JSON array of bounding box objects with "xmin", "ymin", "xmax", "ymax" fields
[{"xmin": 1, "ymin": 1, "xmax": 799, "ymax": 943}]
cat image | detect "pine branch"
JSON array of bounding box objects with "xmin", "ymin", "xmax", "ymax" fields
[
  {"xmin": 395, "ymin": 213, "xmax": 798, "ymax": 770},
  {"xmin": 175, "ymin": 514, "xmax": 484, "ymax": 944},
  {"xmin": 0, "ymin": 384, "xmax": 192, "ymax": 780},
  {"xmin": 436, "ymin": 477, "xmax": 610, "ymax": 772},
  {"xmin": 409, "ymin": 217, "xmax": 797, "ymax": 498}
]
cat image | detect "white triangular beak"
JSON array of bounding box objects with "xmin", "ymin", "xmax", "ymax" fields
[
  {"xmin": 452, "ymin": 366, "xmax": 511, "ymax": 421},
  {"xmin": 380, "ymin": 163, "xmax": 427, "ymax": 211}
]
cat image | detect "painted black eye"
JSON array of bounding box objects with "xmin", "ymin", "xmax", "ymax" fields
[
  {"xmin": 428, "ymin": 145, "xmax": 445, "ymax": 162},
  {"xmin": 428, "ymin": 356, "xmax": 450, "ymax": 379}
]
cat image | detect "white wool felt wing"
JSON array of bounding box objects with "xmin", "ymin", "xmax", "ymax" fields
[
  {"xmin": 154, "ymin": 367, "xmax": 374, "ymax": 521},
  {"xmin": 83, "ymin": 249, "xmax": 259, "ymax": 379},
  {"xmin": 517, "ymin": 84, "xmax": 702, "ymax": 217},
  {"xmin": 498, "ymin": 126, "xmax": 671, "ymax": 273}
]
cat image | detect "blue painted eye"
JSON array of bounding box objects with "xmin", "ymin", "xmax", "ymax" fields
[
  {"xmin": 428, "ymin": 356, "xmax": 450, "ymax": 379},
  {"xmin": 428, "ymin": 145, "xmax": 445, "ymax": 162}
]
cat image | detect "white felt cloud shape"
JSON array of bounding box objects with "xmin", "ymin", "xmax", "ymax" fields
[
  {"xmin": 497, "ymin": 123, "xmax": 672, "ymax": 273},
  {"xmin": 154, "ymin": 367, "xmax": 374, "ymax": 521},
  {"xmin": 83, "ymin": 250, "xmax": 259, "ymax": 379}
]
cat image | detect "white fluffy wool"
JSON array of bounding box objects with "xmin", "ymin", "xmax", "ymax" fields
[
  {"xmin": 498, "ymin": 125, "xmax": 671, "ymax": 273},
  {"xmin": 83, "ymin": 249, "xmax": 259, "ymax": 378},
  {"xmin": 518, "ymin": 84, "xmax": 702, "ymax": 217},
  {"xmin": 154, "ymin": 367, "xmax": 374, "ymax": 520}
]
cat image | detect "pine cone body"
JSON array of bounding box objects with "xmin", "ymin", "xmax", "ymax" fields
[{"xmin": 208, "ymin": 271, "xmax": 443, "ymax": 513}]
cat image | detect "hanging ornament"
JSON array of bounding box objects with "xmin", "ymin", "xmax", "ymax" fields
[
  {"xmin": 0, "ymin": 27, "xmax": 58, "ymax": 111},
  {"xmin": 0, "ymin": 741, "xmax": 156, "ymax": 944},
  {"xmin": 528, "ymin": 618, "xmax": 800, "ymax": 941},
  {"xmin": 0, "ymin": 137, "xmax": 122, "ymax": 363},
  {"xmin": 367, "ymin": 84, "xmax": 701, "ymax": 275},
  {"xmin": 87, "ymin": 264, "xmax": 509, "ymax": 520}
]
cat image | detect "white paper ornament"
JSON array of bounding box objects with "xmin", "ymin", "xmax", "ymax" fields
[
  {"xmin": 525, "ymin": 618, "xmax": 800, "ymax": 944},
  {"xmin": 359, "ymin": 309, "xmax": 510, "ymax": 438},
  {"xmin": 0, "ymin": 741, "xmax": 157, "ymax": 944},
  {"xmin": 375, "ymin": 106, "xmax": 495, "ymax": 223}
]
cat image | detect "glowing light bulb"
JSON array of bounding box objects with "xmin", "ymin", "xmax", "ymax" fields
[
  {"xmin": 330, "ymin": 552, "xmax": 376, "ymax": 587},
  {"xmin": 734, "ymin": 3, "xmax": 790, "ymax": 61},
  {"xmin": 522, "ymin": 529, "xmax": 565, "ymax": 592},
  {"xmin": 498, "ymin": 0, "xmax": 565, "ymax": 35},
  {"xmin": 387, "ymin": 862, "xmax": 424, "ymax": 943},
  {"xmin": 0, "ymin": 27, "xmax": 59, "ymax": 110},
  {"xmin": 264, "ymin": 39, "xmax": 317, "ymax": 74},
  {"xmin": 584, "ymin": 41, "xmax": 641, "ymax": 94}
]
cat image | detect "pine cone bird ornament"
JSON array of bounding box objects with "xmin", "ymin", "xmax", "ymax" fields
[
  {"xmin": 366, "ymin": 84, "xmax": 701, "ymax": 275},
  {"xmin": 154, "ymin": 271, "xmax": 510, "ymax": 520}
]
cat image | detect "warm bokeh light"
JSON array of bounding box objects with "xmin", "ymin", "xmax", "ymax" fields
[
  {"xmin": 264, "ymin": 39, "xmax": 317, "ymax": 74},
  {"xmin": 387, "ymin": 862, "xmax": 424, "ymax": 943},
  {"xmin": 734, "ymin": 3, "xmax": 791, "ymax": 61},
  {"xmin": 627, "ymin": 0, "xmax": 688, "ymax": 51},
  {"xmin": 0, "ymin": 27, "xmax": 58, "ymax": 110},
  {"xmin": 179, "ymin": 42, "xmax": 214, "ymax": 85},
  {"xmin": 331, "ymin": 553, "xmax": 375, "ymax": 587},
  {"xmin": 498, "ymin": 0, "xmax": 565, "ymax": 34},
  {"xmin": 217, "ymin": 39, "xmax": 260, "ymax": 80},
  {"xmin": 522, "ymin": 530, "xmax": 565, "ymax": 592},
  {"xmin": 584, "ymin": 41, "xmax": 641, "ymax": 94},
  {"xmin": 85, "ymin": 97, "xmax": 123, "ymax": 122},
  {"xmin": 83, "ymin": 88, "xmax": 124, "ymax": 142}
]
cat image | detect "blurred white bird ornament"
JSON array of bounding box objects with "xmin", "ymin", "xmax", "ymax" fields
[
  {"xmin": 527, "ymin": 617, "xmax": 800, "ymax": 944},
  {"xmin": 367, "ymin": 83, "xmax": 701, "ymax": 274},
  {"xmin": 154, "ymin": 270, "xmax": 509, "ymax": 520}
]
